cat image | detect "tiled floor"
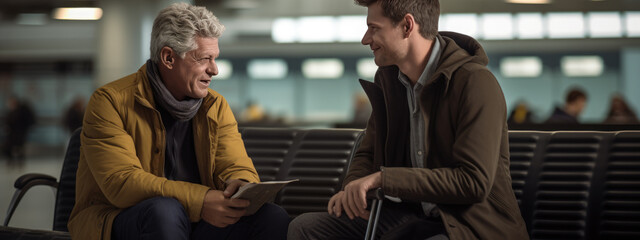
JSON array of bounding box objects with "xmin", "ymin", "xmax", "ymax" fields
[{"xmin": 1, "ymin": 150, "xmax": 65, "ymax": 231}]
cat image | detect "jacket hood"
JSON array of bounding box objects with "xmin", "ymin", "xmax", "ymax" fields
[{"xmin": 435, "ymin": 31, "xmax": 490, "ymax": 84}]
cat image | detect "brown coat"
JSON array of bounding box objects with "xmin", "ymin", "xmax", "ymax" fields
[
  {"xmin": 344, "ymin": 32, "xmax": 529, "ymax": 240},
  {"xmin": 68, "ymin": 64, "xmax": 260, "ymax": 239}
]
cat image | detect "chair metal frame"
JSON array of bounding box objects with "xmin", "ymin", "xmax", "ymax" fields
[
  {"xmin": 3, "ymin": 174, "xmax": 58, "ymax": 226},
  {"xmin": 3, "ymin": 127, "xmax": 81, "ymax": 232}
]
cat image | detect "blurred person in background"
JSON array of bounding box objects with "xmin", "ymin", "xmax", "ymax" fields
[
  {"xmin": 545, "ymin": 88, "xmax": 587, "ymax": 124},
  {"xmin": 351, "ymin": 93, "xmax": 372, "ymax": 128},
  {"xmin": 507, "ymin": 100, "xmax": 534, "ymax": 127},
  {"xmin": 289, "ymin": 0, "xmax": 528, "ymax": 239},
  {"xmin": 334, "ymin": 93, "xmax": 372, "ymax": 129},
  {"xmin": 68, "ymin": 3, "xmax": 289, "ymax": 240},
  {"xmin": 62, "ymin": 96, "xmax": 86, "ymax": 133},
  {"xmin": 240, "ymin": 100, "xmax": 267, "ymax": 123},
  {"xmin": 604, "ymin": 94, "xmax": 639, "ymax": 124},
  {"xmin": 3, "ymin": 95, "xmax": 35, "ymax": 167}
]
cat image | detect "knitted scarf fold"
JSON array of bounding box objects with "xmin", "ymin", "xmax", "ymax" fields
[{"xmin": 146, "ymin": 59, "xmax": 202, "ymax": 121}]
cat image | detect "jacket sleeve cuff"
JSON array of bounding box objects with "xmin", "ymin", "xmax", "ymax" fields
[
  {"xmin": 218, "ymin": 172, "xmax": 261, "ymax": 187},
  {"xmin": 188, "ymin": 185, "xmax": 211, "ymax": 222},
  {"xmin": 380, "ymin": 167, "xmax": 400, "ymax": 197}
]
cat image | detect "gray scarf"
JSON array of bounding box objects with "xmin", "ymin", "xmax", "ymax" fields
[{"xmin": 146, "ymin": 59, "xmax": 202, "ymax": 122}]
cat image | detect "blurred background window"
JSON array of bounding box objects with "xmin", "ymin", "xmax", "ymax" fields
[
  {"xmin": 2, "ymin": 0, "xmax": 640, "ymax": 228},
  {"xmin": 302, "ymin": 58, "xmax": 344, "ymax": 79},
  {"xmin": 213, "ymin": 59, "xmax": 233, "ymax": 80},
  {"xmin": 247, "ymin": 59, "xmax": 288, "ymax": 79}
]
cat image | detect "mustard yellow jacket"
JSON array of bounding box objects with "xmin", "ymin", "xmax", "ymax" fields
[{"xmin": 68, "ymin": 64, "xmax": 260, "ymax": 239}]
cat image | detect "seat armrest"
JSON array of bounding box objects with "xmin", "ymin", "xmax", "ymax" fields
[
  {"xmin": 4, "ymin": 174, "xmax": 59, "ymax": 226},
  {"xmin": 0, "ymin": 226, "xmax": 71, "ymax": 239},
  {"xmin": 14, "ymin": 173, "xmax": 57, "ymax": 189}
]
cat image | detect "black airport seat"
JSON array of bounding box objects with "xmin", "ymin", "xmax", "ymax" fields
[
  {"xmin": 1, "ymin": 128, "xmax": 81, "ymax": 239},
  {"xmin": 528, "ymin": 132, "xmax": 609, "ymax": 240},
  {"xmin": 593, "ymin": 131, "xmax": 640, "ymax": 239},
  {"xmin": 510, "ymin": 130, "xmax": 640, "ymax": 240},
  {"xmin": 240, "ymin": 128, "xmax": 365, "ymax": 217},
  {"xmin": 3, "ymin": 128, "xmax": 640, "ymax": 240},
  {"xmin": 277, "ymin": 129, "xmax": 364, "ymax": 216},
  {"xmin": 239, "ymin": 128, "xmax": 298, "ymax": 182}
]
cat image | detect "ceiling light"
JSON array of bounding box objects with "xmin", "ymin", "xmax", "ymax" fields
[
  {"xmin": 53, "ymin": 8, "xmax": 103, "ymax": 20},
  {"xmin": 588, "ymin": 12, "xmax": 622, "ymax": 38},
  {"xmin": 482, "ymin": 13, "xmax": 514, "ymax": 40},
  {"xmin": 516, "ymin": 13, "xmax": 544, "ymax": 39},
  {"xmin": 297, "ymin": 16, "xmax": 336, "ymax": 43},
  {"xmin": 440, "ymin": 14, "xmax": 479, "ymax": 38},
  {"xmin": 272, "ymin": 18, "xmax": 297, "ymax": 43},
  {"xmin": 626, "ymin": 12, "xmax": 640, "ymax": 37},
  {"xmin": 337, "ymin": 16, "xmax": 367, "ymax": 42},
  {"xmin": 547, "ymin": 12, "xmax": 585, "ymax": 38}
]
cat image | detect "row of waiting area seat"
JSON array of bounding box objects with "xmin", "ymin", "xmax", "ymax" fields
[{"xmin": 2, "ymin": 128, "xmax": 639, "ymax": 239}]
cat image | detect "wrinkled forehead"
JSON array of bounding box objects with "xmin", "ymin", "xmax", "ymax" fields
[{"xmin": 191, "ymin": 37, "xmax": 220, "ymax": 56}]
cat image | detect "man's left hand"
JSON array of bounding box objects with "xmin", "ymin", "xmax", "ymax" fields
[
  {"xmin": 223, "ymin": 179, "xmax": 249, "ymax": 198},
  {"xmin": 342, "ymin": 171, "xmax": 382, "ymax": 219}
]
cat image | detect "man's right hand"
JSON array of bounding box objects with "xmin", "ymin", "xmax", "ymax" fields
[
  {"xmin": 328, "ymin": 191, "xmax": 370, "ymax": 220},
  {"xmin": 201, "ymin": 190, "xmax": 250, "ymax": 228}
]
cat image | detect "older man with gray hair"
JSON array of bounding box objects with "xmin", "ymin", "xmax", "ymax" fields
[{"xmin": 68, "ymin": 3, "xmax": 289, "ymax": 240}]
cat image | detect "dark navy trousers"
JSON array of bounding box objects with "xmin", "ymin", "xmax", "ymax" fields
[{"xmin": 112, "ymin": 197, "xmax": 290, "ymax": 240}]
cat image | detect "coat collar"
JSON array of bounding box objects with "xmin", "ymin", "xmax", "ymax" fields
[
  {"xmin": 358, "ymin": 32, "xmax": 491, "ymax": 168},
  {"xmin": 366, "ymin": 31, "xmax": 489, "ymax": 100}
]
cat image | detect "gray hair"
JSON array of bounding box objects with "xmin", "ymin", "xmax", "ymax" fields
[{"xmin": 150, "ymin": 2, "xmax": 225, "ymax": 63}]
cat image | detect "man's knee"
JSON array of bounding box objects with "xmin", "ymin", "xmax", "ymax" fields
[
  {"xmin": 251, "ymin": 203, "xmax": 290, "ymax": 231},
  {"xmin": 113, "ymin": 197, "xmax": 190, "ymax": 240},
  {"xmin": 139, "ymin": 197, "xmax": 189, "ymax": 227},
  {"xmin": 254, "ymin": 203, "xmax": 290, "ymax": 223},
  {"xmin": 288, "ymin": 212, "xmax": 327, "ymax": 237}
]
